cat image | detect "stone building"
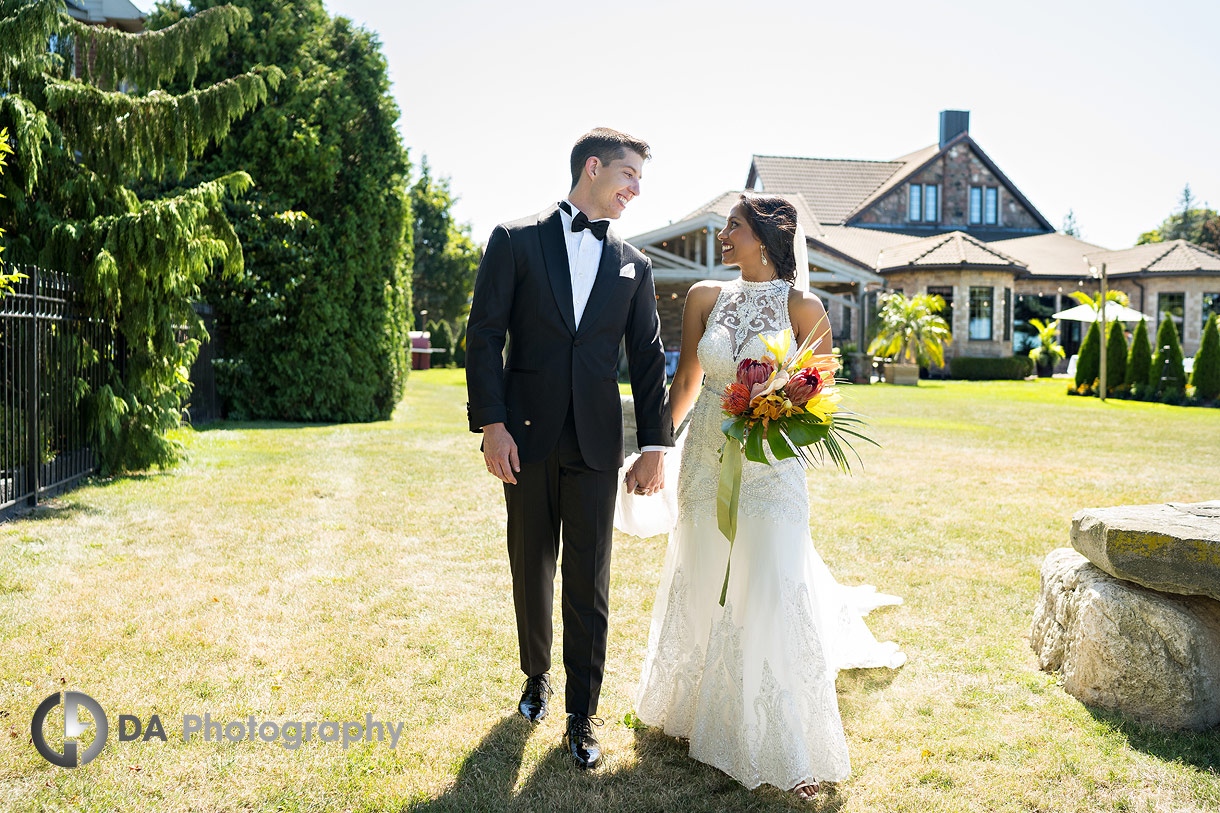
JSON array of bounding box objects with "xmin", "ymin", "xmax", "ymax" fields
[{"xmin": 631, "ymin": 111, "xmax": 1220, "ymax": 367}]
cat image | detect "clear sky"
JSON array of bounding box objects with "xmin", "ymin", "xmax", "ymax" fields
[{"xmin": 158, "ymin": 0, "xmax": 1220, "ymax": 250}]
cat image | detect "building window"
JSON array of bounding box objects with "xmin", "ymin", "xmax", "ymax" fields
[
  {"xmin": 842, "ymin": 304, "xmax": 853, "ymax": 346},
  {"xmin": 927, "ymin": 285, "xmax": 953, "ymax": 331},
  {"xmin": 908, "ymin": 184, "xmax": 938, "ymax": 223},
  {"xmin": 1003, "ymin": 288, "xmax": 1012, "ymax": 342},
  {"xmin": 1158, "ymin": 292, "xmax": 1184, "ymax": 327},
  {"xmin": 984, "ymin": 187, "xmax": 998, "ymax": 225},
  {"xmin": 969, "ymin": 188, "xmax": 982, "ymax": 224},
  {"xmin": 969, "ymin": 287, "xmax": 993, "ymax": 340},
  {"xmin": 1203, "ymin": 292, "xmax": 1220, "ymax": 332}
]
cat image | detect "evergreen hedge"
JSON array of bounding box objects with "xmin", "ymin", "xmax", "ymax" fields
[
  {"xmin": 1125, "ymin": 318, "xmax": 1153, "ymax": 396},
  {"xmin": 949, "ymin": 355, "xmax": 1034, "ymax": 380},
  {"xmin": 152, "ymin": 0, "xmax": 413, "ymax": 423},
  {"xmin": 1192, "ymin": 313, "xmax": 1220, "ymax": 402},
  {"xmin": 452, "ymin": 320, "xmax": 467, "ymax": 368},
  {"xmin": 1104, "ymin": 321, "xmax": 1128, "ymax": 394},
  {"xmin": 1149, "ymin": 316, "xmax": 1187, "ymax": 398},
  {"xmin": 1075, "ymin": 321, "xmax": 1101, "ymax": 389}
]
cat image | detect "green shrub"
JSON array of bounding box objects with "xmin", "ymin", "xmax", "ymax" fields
[
  {"xmin": 1125, "ymin": 318, "xmax": 1152, "ymax": 391},
  {"xmin": 1192, "ymin": 313, "xmax": 1220, "ymax": 402},
  {"xmin": 452, "ymin": 319, "xmax": 467, "ymax": 368},
  {"xmin": 432, "ymin": 319, "xmax": 456, "ymax": 368},
  {"xmin": 1104, "ymin": 321, "xmax": 1128, "ymax": 394},
  {"xmin": 949, "ymin": 355, "xmax": 1035, "ymax": 380},
  {"xmin": 1149, "ymin": 316, "xmax": 1187, "ymax": 396},
  {"xmin": 1075, "ymin": 320, "xmax": 1101, "ymax": 389}
]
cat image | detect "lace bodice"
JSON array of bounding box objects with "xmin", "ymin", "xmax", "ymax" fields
[
  {"xmin": 696, "ymin": 277, "xmax": 794, "ymax": 386},
  {"xmin": 676, "ymin": 278, "xmax": 807, "ymax": 522}
]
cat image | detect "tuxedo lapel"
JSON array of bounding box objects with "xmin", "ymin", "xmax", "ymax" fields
[
  {"xmin": 576, "ymin": 229, "xmax": 623, "ymax": 335},
  {"xmin": 537, "ymin": 206, "xmax": 577, "ymax": 335}
]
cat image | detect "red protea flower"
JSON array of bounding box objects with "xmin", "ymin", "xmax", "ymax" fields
[
  {"xmin": 722, "ymin": 382, "xmax": 752, "ymax": 415},
  {"xmin": 736, "ymin": 359, "xmax": 773, "ymax": 389},
  {"xmin": 785, "ymin": 367, "xmax": 823, "ymax": 407}
]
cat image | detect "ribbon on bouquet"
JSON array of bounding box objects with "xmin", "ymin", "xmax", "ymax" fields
[{"xmin": 715, "ymin": 437, "xmax": 743, "ymax": 607}]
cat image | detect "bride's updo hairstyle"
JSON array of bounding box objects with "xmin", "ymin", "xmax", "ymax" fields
[{"xmin": 737, "ymin": 193, "xmax": 800, "ymax": 285}]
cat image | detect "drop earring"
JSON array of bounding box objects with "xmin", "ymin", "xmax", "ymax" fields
[{"xmin": 760, "ymin": 247, "xmax": 768, "ymax": 266}]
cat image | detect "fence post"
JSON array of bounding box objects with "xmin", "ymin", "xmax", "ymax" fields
[{"xmin": 25, "ymin": 264, "xmax": 39, "ymax": 506}]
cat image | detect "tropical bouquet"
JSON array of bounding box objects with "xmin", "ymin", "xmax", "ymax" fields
[{"xmin": 716, "ymin": 324, "xmax": 876, "ymax": 604}]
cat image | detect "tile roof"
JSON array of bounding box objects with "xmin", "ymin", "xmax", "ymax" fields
[
  {"xmin": 845, "ymin": 142, "xmax": 941, "ymax": 220},
  {"xmin": 990, "ymin": 232, "xmax": 1110, "ymax": 277},
  {"xmin": 814, "ymin": 226, "xmax": 917, "ymax": 269},
  {"xmin": 681, "ymin": 190, "xmax": 824, "ymax": 238},
  {"xmin": 1083, "ymin": 240, "xmax": 1220, "ymax": 275},
  {"xmin": 877, "ymin": 231, "xmax": 1025, "ymax": 272},
  {"xmin": 749, "ymin": 155, "xmax": 903, "ymax": 225}
]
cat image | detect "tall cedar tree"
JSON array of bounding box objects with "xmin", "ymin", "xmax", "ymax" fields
[
  {"xmin": 1125, "ymin": 317, "xmax": 1153, "ymax": 392},
  {"xmin": 411, "ymin": 158, "xmax": 479, "ymax": 329},
  {"xmin": 1149, "ymin": 316, "xmax": 1187, "ymax": 396},
  {"xmin": 1192, "ymin": 313, "xmax": 1220, "ymax": 402},
  {"xmin": 432, "ymin": 319, "xmax": 456, "ymax": 368},
  {"xmin": 1074, "ymin": 320, "xmax": 1101, "ymax": 390},
  {"xmin": 148, "ymin": 0, "xmax": 413, "ymax": 422},
  {"xmin": 0, "ymin": 0, "xmax": 281, "ymax": 471},
  {"xmin": 1104, "ymin": 321, "xmax": 1127, "ymax": 394}
]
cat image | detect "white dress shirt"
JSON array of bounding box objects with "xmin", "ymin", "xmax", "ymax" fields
[
  {"xmin": 559, "ymin": 200, "xmax": 666, "ymax": 457},
  {"xmin": 558, "ymin": 200, "xmax": 605, "ymax": 328}
]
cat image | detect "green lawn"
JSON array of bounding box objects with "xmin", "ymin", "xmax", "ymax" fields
[{"xmin": 1, "ymin": 371, "xmax": 1217, "ymax": 812}]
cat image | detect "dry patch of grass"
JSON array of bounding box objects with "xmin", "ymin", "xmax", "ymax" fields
[{"xmin": 1, "ymin": 372, "xmax": 1217, "ymax": 811}]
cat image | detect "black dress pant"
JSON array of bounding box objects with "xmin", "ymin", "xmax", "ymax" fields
[{"xmin": 504, "ymin": 405, "xmax": 618, "ymax": 717}]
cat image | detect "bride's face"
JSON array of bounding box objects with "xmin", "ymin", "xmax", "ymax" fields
[{"xmin": 717, "ymin": 204, "xmax": 761, "ymax": 268}]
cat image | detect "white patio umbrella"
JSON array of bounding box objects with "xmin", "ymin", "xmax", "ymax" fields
[{"xmin": 1051, "ymin": 301, "xmax": 1153, "ymax": 322}]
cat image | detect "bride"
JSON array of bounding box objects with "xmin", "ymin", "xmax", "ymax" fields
[{"xmin": 620, "ymin": 193, "xmax": 906, "ymax": 799}]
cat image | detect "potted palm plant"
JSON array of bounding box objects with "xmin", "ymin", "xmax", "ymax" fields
[
  {"xmin": 867, "ymin": 292, "xmax": 952, "ymax": 385},
  {"xmin": 1027, "ymin": 318, "xmax": 1065, "ymax": 377}
]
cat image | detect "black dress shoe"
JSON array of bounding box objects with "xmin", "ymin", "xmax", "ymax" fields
[
  {"xmin": 518, "ymin": 673, "xmax": 552, "ymax": 723},
  {"xmin": 565, "ymin": 714, "xmax": 604, "ymax": 769}
]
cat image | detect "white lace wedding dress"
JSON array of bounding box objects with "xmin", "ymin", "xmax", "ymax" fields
[{"xmin": 629, "ymin": 277, "xmax": 906, "ymax": 790}]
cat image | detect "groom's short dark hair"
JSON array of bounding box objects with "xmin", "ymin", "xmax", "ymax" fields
[{"xmin": 570, "ymin": 128, "xmax": 651, "ymax": 189}]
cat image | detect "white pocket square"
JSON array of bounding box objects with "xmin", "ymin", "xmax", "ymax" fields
[{"xmin": 619, "ymin": 263, "xmax": 636, "ymax": 279}]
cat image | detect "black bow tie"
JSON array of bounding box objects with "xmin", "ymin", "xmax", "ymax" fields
[
  {"xmin": 561, "ymin": 203, "xmax": 609, "ymax": 241},
  {"xmin": 571, "ymin": 211, "xmax": 608, "ymax": 241}
]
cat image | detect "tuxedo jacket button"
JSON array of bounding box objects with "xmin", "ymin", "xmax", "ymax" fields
[
  {"xmin": 524, "ymin": 420, "xmax": 531, "ymax": 426},
  {"xmin": 573, "ymin": 339, "xmax": 583, "ymax": 347}
]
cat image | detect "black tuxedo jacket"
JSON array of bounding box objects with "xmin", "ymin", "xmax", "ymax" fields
[{"xmin": 465, "ymin": 203, "xmax": 674, "ymax": 471}]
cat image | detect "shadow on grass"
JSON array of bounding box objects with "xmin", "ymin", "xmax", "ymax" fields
[
  {"xmin": 193, "ymin": 419, "xmax": 350, "ymax": 432},
  {"xmin": 408, "ymin": 716, "xmax": 845, "ymax": 812},
  {"xmin": 838, "ymin": 667, "xmax": 899, "ymax": 694},
  {"xmin": 1087, "ymin": 707, "xmax": 1220, "ymax": 772}
]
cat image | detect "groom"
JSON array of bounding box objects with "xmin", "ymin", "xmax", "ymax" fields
[{"xmin": 465, "ymin": 127, "xmax": 674, "ymax": 769}]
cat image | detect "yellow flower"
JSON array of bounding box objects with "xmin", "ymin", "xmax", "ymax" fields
[
  {"xmin": 759, "ymin": 329, "xmax": 793, "ymax": 367},
  {"xmin": 802, "ymin": 390, "xmax": 842, "ymax": 421}
]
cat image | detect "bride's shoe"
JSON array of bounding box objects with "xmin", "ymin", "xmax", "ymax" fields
[{"xmin": 790, "ymin": 781, "xmax": 820, "ymax": 801}]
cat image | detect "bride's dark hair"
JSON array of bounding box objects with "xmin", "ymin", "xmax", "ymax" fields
[{"xmin": 737, "ymin": 193, "xmax": 799, "ymax": 285}]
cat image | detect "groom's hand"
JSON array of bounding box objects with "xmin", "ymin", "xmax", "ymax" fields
[
  {"xmin": 625, "ymin": 450, "xmax": 664, "ymax": 496},
  {"xmin": 482, "ymin": 423, "xmax": 520, "ymax": 485}
]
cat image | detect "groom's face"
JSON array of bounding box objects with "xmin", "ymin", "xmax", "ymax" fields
[{"xmin": 588, "ymin": 150, "xmax": 644, "ymax": 220}]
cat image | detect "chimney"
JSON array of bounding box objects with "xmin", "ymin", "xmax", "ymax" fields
[{"xmin": 939, "ymin": 110, "xmax": 969, "ymax": 148}]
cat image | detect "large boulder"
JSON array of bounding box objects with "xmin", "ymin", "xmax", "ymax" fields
[
  {"xmin": 1031, "ymin": 548, "xmax": 1220, "ymax": 731},
  {"xmin": 1071, "ymin": 501, "xmax": 1220, "ymax": 602}
]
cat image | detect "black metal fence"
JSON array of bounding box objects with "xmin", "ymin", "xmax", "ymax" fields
[{"xmin": 1, "ymin": 265, "xmax": 115, "ymax": 518}]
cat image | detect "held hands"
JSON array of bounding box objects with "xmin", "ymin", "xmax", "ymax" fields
[
  {"xmin": 482, "ymin": 423, "xmax": 520, "ymax": 485},
  {"xmin": 624, "ymin": 450, "xmax": 664, "ymax": 497}
]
